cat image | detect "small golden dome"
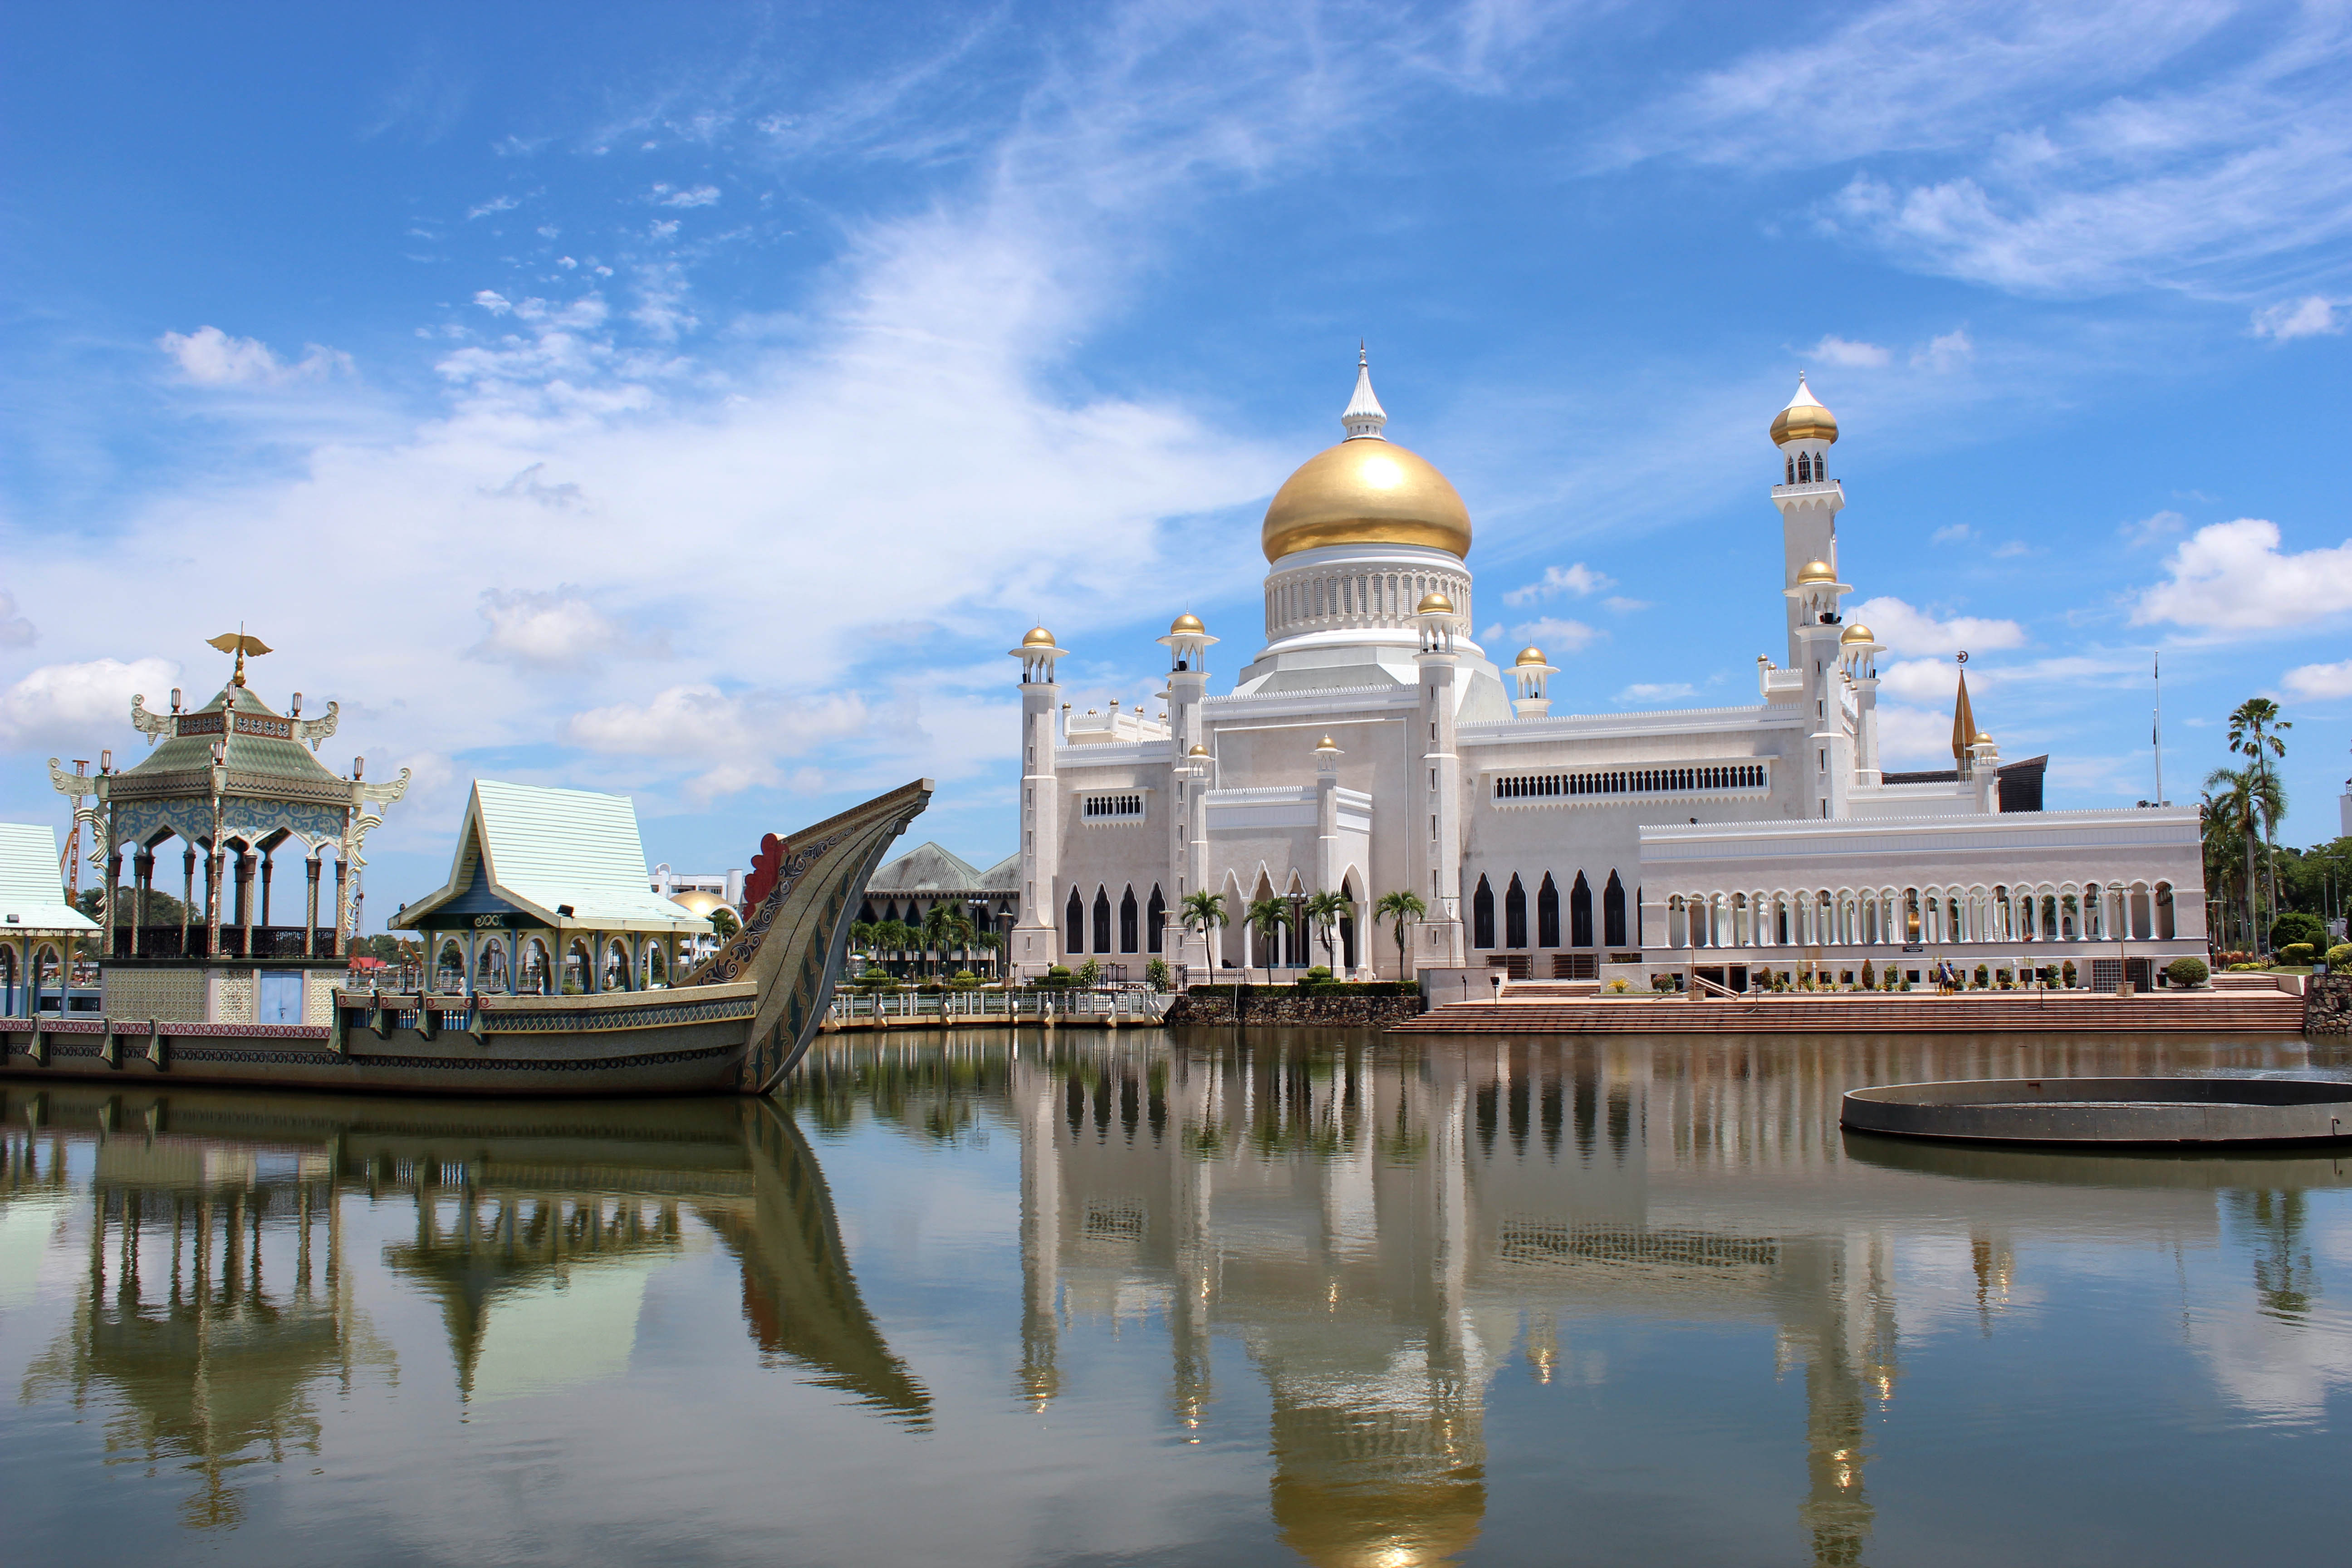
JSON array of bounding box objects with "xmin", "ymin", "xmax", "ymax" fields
[
  {"xmin": 1170, "ymin": 613, "xmax": 1205, "ymax": 635},
  {"xmin": 1315, "ymin": 734, "xmax": 1339, "ymax": 750},
  {"xmin": 1771, "ymin": 375, "xmax": 1838, "ymax": 446},
  {"xmin": 1415, "ymin": 591, "xmax": 1455, "ymax": 615},
  {"xmin": 1796, "ymin": 559, "xmax": 1837, "ymax": 583},
  {"xmin": 1975, "ymin": 729, "xmax": 1994, "ymax": 746},
  {"xmin": 1262, "ymin": 441, "xmax": 1472, "ymax": 563},
  {"xmin": 1514, "ymin": 647, "xmax": 1547, "ymax": 666},
  {"xmin": 1189, "ymin": 744, "xmax": 1210, "ymax": 756},
  {"xmin": 1021, "ymin": 626, "xmax": 1057, "ymax": 648},
  {"xmin": 1839, "ymin": 622, "xmax": 1875, "ymax": 644},
  {"xmin": 668, "ymin": 890, "xmax": 732, "ymax": 921}
]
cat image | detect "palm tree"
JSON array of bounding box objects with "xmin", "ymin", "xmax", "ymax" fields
[
  {"xmin": 923, "ymin": 902, "xmax": 974, "ymax": 979},
  {"xmin": 850, "ymin": 920, "xmax": 877, "ymax": 961},
  {"xmin": 970, "ymin": 927, "xmax": 1004, "ymax": 978},
  {"xmin": 2205, "ymin": 766, "xmax": 2282, "ymax": 951},
  {"xmin": 2229, "ymin": 697, "xmax": 2292, "ymax": 934},
  {"xmin": 1245, "ymin": 896, "xmax": 1294, "ymax": 984},
  {"xmin": 871, "ymin": 918, "xmax": 912, "ymax": 975},
  {"xmin": 1179, "ymin": 889, "xmax": 1229, "ymax": 990},
  {"xmin": 1303, "ymin": 889, "xmax": 1352, "ymax": 974},
  {"xmin": 1374, "ymin": 890, "xmax": 1427, "ymax": 980}
]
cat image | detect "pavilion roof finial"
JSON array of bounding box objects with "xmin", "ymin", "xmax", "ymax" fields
[{"xmin": 206, "ymin": 629, "xmax": 271, "ymax": 688}]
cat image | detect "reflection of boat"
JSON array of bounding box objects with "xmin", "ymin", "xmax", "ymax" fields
[
  {"xmin": 0, "ymin": 781, "xmax": 930, "ymax": 1096},
  {"xmin": 1842, "ymin": 1124, "xmax": 2352, "ymax": 1191},
  {"xmin": 10, "ymin": 1084, "xmax": 928, "ymax": 1440},
  {"xmin": 1842, "ymin": 1076, "xmax": 2352, "ymax": 1147}
]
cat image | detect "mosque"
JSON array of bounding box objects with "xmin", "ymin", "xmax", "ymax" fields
[{"xmin": 1009, "ymin": 357, "xmax": 2207, "ymax": 988}]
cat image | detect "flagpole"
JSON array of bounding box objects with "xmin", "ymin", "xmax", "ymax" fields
[{"xmin": 2152, "ymin": 653, "xmax": 2164, "ymax": 806}]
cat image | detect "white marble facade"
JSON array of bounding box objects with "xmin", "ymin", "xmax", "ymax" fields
[{"xmin": 1010, "ymin": 362, "xmax": 2205, "ymax": 984}]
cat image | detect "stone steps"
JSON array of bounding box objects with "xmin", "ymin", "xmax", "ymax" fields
[{"xmin": 1397, "ymin": 992, "xmax": 2308, "ymax": 1034}]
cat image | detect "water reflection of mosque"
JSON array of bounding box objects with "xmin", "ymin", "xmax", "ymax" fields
[
  {"xmin": 4, "ymin": 1086, "xmax": 926, "ymax": 1526},
  {"xmin": 927, "ymin": 1031, "xmax": 2337, "ymax": 1568}
]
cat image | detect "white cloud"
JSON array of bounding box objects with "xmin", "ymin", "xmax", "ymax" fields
[
  {"xmin": 157, "ymin": 326, "xmax": 352, "ymax": 387},
  {"xmin": 1603, "ymin": 596, "xmax": 1649, "ymax": 614},
  {"xmin": 1509, "ymin": 617, "xmax": 1603, "ymax": 654},
  {"xmin": 466, "ymin": 194, "xmax": 520, "ymax": 220},
  {"xmin": 2252, "ymin": 295, "xmax": 2344, "ymax": 342},
  {"xmin": 1878, "ymin": 658, "xmax": 1969, "ymax": 703},
  {"xmin": 1616, "ymin": 681, "xmax": 1695, "ymax": 704},
  {"xmin": 652, "ymin": 183, "xmax": 721, "ymax": 207},
  {"xmin": 1990, "ymin": 540, "xmax": 2032, "ymax": 559},
  {"xmin": 1873, "ymin": 701, "xmax": 1965, "ymax": 766},
  {"xmin": 0, "ymin": 592, "xmax": 35, "ymax": 647},
  {"xmin": 0, "ymin": 658, "xmax": 178, "ymax": 749},
  {"xmin": 2283, "ymin": 659, "xmax": 2352, "ymax": 700},
  {"xmin": 468, "ymin": 588, "xmax": 664, "ymax": 669},
  {"xmin": 2132, "ymin": 519, "xmax": 2352, "ymax": 632},
  {"xmin": 1849, "ymin": 595, "xmax": 2027, "ymax": 655},
  {"xmin": 1810, "ymin": 334, "xmax": 1889, "ymax": 368},
  {"xmin": 1931, "ymin": 524, "xmax": 1975, "ymax": 544},
  {"xmin": 1503, "ymin": 563, "xmax": 1612, "ymax": 606},
  {"xmin": 568, "ymin": 685, "xmax": 871, "ymax": 801}
]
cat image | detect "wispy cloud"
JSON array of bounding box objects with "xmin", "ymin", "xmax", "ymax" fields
[
  {"xmin": 1503, "ymin": 562, "xmax": 1612, "ymax": 606},
  {"xmin": 650, "ymin": 183, "xmax": 721, "ymax": 207},
  {"xmin": 1811, "ymin": 334, "xmax": 1890, "ymax": 368},
  {"xmin": 2251, "ymin": 295, "xmax": 2343, "ymax": 341},
  {"xmin": 468, "ymin": 588, "xmax": 666, "ymax": 670},
  {"xmin": 157, "ymin": 326, "xmax": 353, "ymax": 387},
  {"xmin": 1509, "ymin": 617, "xmax": 1603, "ymax": 654},
  {"xmin": 2283, "ymin": 659, "xmax": 2352, "ymax": 701},
  {"xmin": 0, "ymin": 657, "xmax": 177, "ymax": 749},
  {"xmin": 1616, "ymin": 681, "xmax": 1696, "ymax": 704}
]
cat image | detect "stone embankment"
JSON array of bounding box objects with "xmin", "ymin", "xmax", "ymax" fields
[
  {"xmin": 1164, "ymin": 987, "xmax": 1426, "ymax": 1028},
  {"xmin": 2308, "ymin": 976, "xmax": 2352, "ymax": 1037},
  {"xmin": 1401, "ymin": 988, "xmax": 2308, "ymax": 1035}
]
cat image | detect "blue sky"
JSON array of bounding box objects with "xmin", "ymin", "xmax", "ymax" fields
[{"xmin": 3, "ymin": 0, "xmax": 2348, "ymax": 920}]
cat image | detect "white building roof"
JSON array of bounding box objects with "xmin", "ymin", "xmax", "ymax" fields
[
  {"xmin": 395, "ymin": 780, "xmax": 710, "ymax": 934},
  {"xmin": 0, "ymin": 822, "xmax": 99, "ymax": 934}
]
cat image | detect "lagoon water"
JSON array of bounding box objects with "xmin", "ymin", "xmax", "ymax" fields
[{"xmin": 3, "ymin": 1029, "xmax": 2349, "ymax": 1567}]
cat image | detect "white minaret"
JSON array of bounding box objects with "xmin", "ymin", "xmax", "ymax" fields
[
  {"xmin": 1156, "ymin": 613, "xmax": 1218, "ymax": 970},
  {"xmin": 1839, "ymin": 621, "xmax": 1885, "ymax": 787},
  {"xmin": 1413, "ymin": 590, "xmax": 1467, "ymax": 969},
  {"xmin": 1509, "ymin": 646, "xmax": 1556, "ymax": 719},
  {"xmin": 1787, "ymin": 559, "xmax": 1852, "ymax": 819},
  {"xmin": 1771, "ymin": 375, "xmax": 1845, "ymax": 667},
  {"xmin": 1341, "ymin": 341, "xmax": 1386, "ymax": 439},
  {"xmin": 1009, "ymin": 626, "xmax": 1067, "ymax": 978}
]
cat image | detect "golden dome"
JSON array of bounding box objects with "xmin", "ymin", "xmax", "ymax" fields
[
  {"xmin": 1315, "ymin": 734, "xmax": 1339, "ymax": 750},
  {"xmin": 1796, "ymin": 559, "xmax": 1837, "ymax": 583},
  {"xmin": 1839, "ymin": 622, "xmax": 1875, "ymax": 644},
  {"xmin": 1169, "ymin": 613, "xmax": 1205, "ymax": 635},
  {"xmin": 1189, "ymin": 744, "xmax": 1210, "ymax": 756},
  {"xmin": 668, "ymin": 890, "xmax": 732, "ymax": 921},
  {"xmin": 1415, "ymin": 591, "xmax": 1455, "ymax": 615},
  {"xmin": 1262, "ymin": 440, "xmax": 1472, "ymax": 563},
  {"xmin": 1021, "ymin": 626, "xmax": 1057, "ymax": 648},
  {"xmin": 1514, "ymin": 647, "xmax": 1547, "ymax": 666},
  {"xmin": 1770, "ymin": 375, "xmax": 1838, "ymax": 446},
  {"xmin": 1975, "ymin": 729, "xmax": 1994, "ymax": 746}
]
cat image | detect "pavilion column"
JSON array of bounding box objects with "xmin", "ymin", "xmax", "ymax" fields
[
  {"xmin": 106, "ymin": 850, "xmax": 122, "ymax": 960},
  {"xmin": 260, "ymin": 851, "xmax": 274, "ymax": 929},
  {"xmin": 332, "ymin": 859, "xmax": 347, "ymax": 958},
  {"xmin": 181, "ymin": 847, "xmax": 196, "ymax": 956},
  {"xmin": 462, "ymin": 931, "xmax": 477, "ymax": 998},
  {"xmin": 134, "ymin": 851, "xmax": 153, "ymax": 945},
  {"xmin": 304, "ymin": 857, "xmax": 321, "ymax": 957},
  {"xmin": 240, "ymin": 851, "xmax": 257, "ymax": 958},
  {"xmin": 203, "ymin": 847, "xmax": 221, "ymax": 957}
]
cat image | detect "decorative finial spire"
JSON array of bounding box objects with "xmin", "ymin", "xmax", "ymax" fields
[
  {"xmin": 206, "ymin": 628, "xmax": 272, "ymax": 688},
  {"xmin": 1342, "ymin": 343, "xmax": 1387, "ymax": 441}
]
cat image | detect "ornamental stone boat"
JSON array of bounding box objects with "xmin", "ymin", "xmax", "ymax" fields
[{"xmin": 0, "ymin": 778, "xmax": 931, "ymax": 1098}]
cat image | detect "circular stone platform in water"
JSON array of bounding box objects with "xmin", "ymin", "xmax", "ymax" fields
[{"xmin": 1841, "ymin": 1077, "xmax": 2352, "ymax": 1147}]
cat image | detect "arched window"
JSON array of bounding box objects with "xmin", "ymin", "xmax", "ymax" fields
[
  {"xmin": 1570, "ymin": 872, "xmax": 1594, "ymax": 948},
  {"xmin": 1786, "ymin": 456, "xmax": 1796, "ymax": 484},
  {"xmin": 1119, "ymin": 885, "xmax": 1139, "ymax": 953},
  {"xmin": 1472, "ymin": 875, "xmax": 1495, "ymax": 949},
  {"xmin": 1147, "ymin": 885, "xmax": 1166, "ymax": 952},
  {"xmin": 2154, "ymin": 881, "xmax": 2175, "ymax": 941},
  {"xmin": 1093, "ymin": 887, "xmax": 1113, "ymax": 953},
  {"xmin": 1339, "ymin": 878, "xmax": 1357, "ymax": 969},
  {"xmin": 858, "ymin": 900, "xmax": 876, "ymax": 924},
  {"xmin": 1798, "ymin": 451, "xmax": 1813, "ymax": 483},
  {"xmin": 1602, "ymin": 871, "xmax": 1628, "ymax": 949},
  {"xmin": 1504, "ymin": 874, "xmax": 1528, "ymax": 948},
  {"xmin": 1065, "ymin": 886, "xmax": 1085, "ymax": 952},
  {"xmin": 1536, "ymin": 872, "xmax": 1560, "ymax": 948}
]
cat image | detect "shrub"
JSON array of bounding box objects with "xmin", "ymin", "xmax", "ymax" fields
[
  {"xmin": 1302, "ymin": 965, "xmax": 1333, "ymax": 983},
  {"xmin": 2269, "ymin": 911, "xmax": 2327, "ymax": 953},
  {"xmin": 1029, "ymin": 965, "xmax": 1077, "ymax": 990},
  {"xmin": 1143, "ymin": 957, "xmax": 1172, "ymax": 990},
  {"xmin": 1074, "ymin": 958, "xmax": 1103, "ymax": 986},
  {"xmin": 2328, "ymin": 943, "xmax": 2352, "ymax": 968},
  {"xmin": 1607, "ymin": 977, "xmax": 1629, "ymax": 994},
  {"xmin": 2278, "ymin": 943, "xmax": 2315, "ymax": 966},
  {"xmin": 2061, "ymin": 961, "xmax": 2077, "ymax": 988},
  {"xmin": 2165, "ymin": 956, "xmax": 2208, "ymax": 988},
  {"xmin": 1974, "ymin": 964, "xmax": 1989, "ymax": 990},
  {"xmin": 1293, "ymin": 980, "xmax": 1418, "ymax": 996},
  {"xmin": 1861, "ymin": 960, "xmax": 1876, "ymax": 990},
  {"xmin": 2227, "ymin": 960, "xmax": 2268, "ymax": 972}
]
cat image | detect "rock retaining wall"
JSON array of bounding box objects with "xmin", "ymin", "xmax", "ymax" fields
[
  {"xmin": 2307, "ymin": 975, "xmax": 2351, "ymax": 1036},
  {"xmin": 1164, "ymin": 988, "xmax": 1426, "ymax": 1028}
]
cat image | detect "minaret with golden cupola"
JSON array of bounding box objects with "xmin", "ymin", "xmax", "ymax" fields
[
  {"xmin": 1771, "ymin": 375, "xmax": 1845, "ymax": 667},
  {"xmin": 1156, "ymin": 613, "xmax": 1218, "ymax": 964},
  {"xmin": 1413, "ymin": 590, "xmax": 1469, "ymax": 964},
  {"xmin": 1009, "ymin": 626, "xmax": 1067, "ymax": 977}
]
